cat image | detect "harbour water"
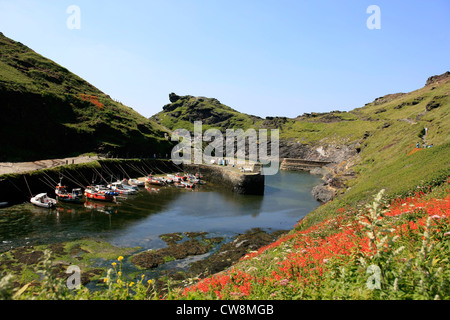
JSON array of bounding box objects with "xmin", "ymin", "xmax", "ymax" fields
[{"xmin": 0, "ymin": 170, "xmax": 322, "ymax": 255}]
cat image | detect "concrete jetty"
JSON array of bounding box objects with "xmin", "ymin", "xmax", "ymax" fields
[{"xmin": 280, "ymin": 158, "xmax": 331, "ymax": 172}]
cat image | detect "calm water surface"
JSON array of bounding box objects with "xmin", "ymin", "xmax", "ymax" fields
[{"xmin": 0, "ymin": 171, "xmax": 321, "ymax": 253}]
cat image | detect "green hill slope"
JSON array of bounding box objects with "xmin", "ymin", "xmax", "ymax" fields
[
  {"xmin": 151, "ymin": 92, "xmax": 264, "ymax": 132},
  {"xmin": 152, "ymin": 72, "xmax": 450, "ymax": 210},
  {"xmin": 297, "ymin": 72, "xmax": 450, "ymax": 226},
  {"xmin": 0, "ymin": 32, "xmax": 172, "ymax": 161}
]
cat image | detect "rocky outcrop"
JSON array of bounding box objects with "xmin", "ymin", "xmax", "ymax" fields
[
  {"xmin": 425, "ymin": 71, "xmax": 450, "ymax": 87},
  {"xmin": 278, "ymin": 139, "xmax": 360, "ymax": 203},
  {"xmin": 372, "ymin": 93, "xmax": 407, "ymax": 106},
  {"xmin": 312, "ymin": 155, "xmax": 358, "ymax": 203},
  {"xmin": 312, "ymin": 184, "xmax": 336, "ymax": 203},
  {"xmin": 189, "ymin": 228, "xmax": 288, "ymax": 277},
  {"xmin": 278, "ymin": 140, "xmax": 359, "ymax": 164},
  {"xmin": 169, "ymin": 92, "xmax": 181, "ymax": 103}
]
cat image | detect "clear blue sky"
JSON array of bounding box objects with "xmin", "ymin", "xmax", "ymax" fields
[{"xmin": 0, "ymin": 0, "xmax": 449, "ymax": 118}]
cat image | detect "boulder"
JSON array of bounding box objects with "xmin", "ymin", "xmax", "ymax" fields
[
  {"xmin": 312, "ymin": 184, "xmax": 336, "ymax": 203},
  {"xmin": 169, "ymin": 92, "xmax": 180, "ymax": 103}
]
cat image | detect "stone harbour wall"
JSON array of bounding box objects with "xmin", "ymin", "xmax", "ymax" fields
[{"xmin": 184, "ymin": 164, "xmax": 265, "ymax": 195}]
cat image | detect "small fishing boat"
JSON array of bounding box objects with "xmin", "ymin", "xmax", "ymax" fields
[
  {"xmin": 146, "ymin": 177, "xmax": 167, "ymax": 186},
  {"xmin": 184, "ymin": 174, "xmax": 205, "ymax": 185},
  {"xmin": 123, "ymin": 184, "xmax": 138, "ymax": 192},
  {"xmin": 157, "ymin": 177, "xmax": 172, "ymax": 184},
  {"xmin": 166, "ymin": 174, "xmax": 179, "ymax": 183},
  {"xmin": 175, "ymin": 173, "xmax": 187, "ymax": 181},
  {"xmin": 188, "ymin": 177, "xmax": 200, "ymax": 184},
  {"xmin": 112, "ymin": 180, "xmax": 139, "ymax": 191},
  {"xmin": 108, "ymin": 182, "xmax": 138, "ymax": 195},
  {"xmin": 174, "ymin": 182, "xmax": 186, "ymax": 188},
  {"xmin": 0, "ymin": 202, "xmax": 8, "ymax": 208},
  {"xmin": 84, "ymin": 186, "xmax": 117, "ymax": 202},
  {"xmin": 31, "ymin": 193, "xmax": 57, "ymax": 208},
  {"xmin": 128, "ymin": 178, "xmax": 145, "ymax": 187},
  {"xmin": 55, "ymin": 184, "xmax": 84, "ymax": 204},
  {"xmin": 118, "ymin": 179, "xmax": 138, "ymax": 190}
]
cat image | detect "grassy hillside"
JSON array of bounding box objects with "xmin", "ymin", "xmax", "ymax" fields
[
  {"xmin": 0, "ymin": 32, "xmax": 172, "ymax": 161},
  {"xmin": 291, "ymin": 72, "xmax": 449, "ymax": 229},
  {"xmin": 152, "ymin": 72, "xmax": 450, "ymax": 223},
  {"xmin": 151, "ymin": 93, "xmax": 264, "ymax": 132},
  {"xmin": 152, "ymin": 95, "xmax": 400, "ymax": 149}
]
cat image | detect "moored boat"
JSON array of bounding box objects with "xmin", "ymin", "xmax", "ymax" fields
[
  {"xmin": 175, "ymin": 173, "xmax": 187, "ymax": 181},
  {"xmin": 55, "ymin": 184, "xmax": 84, "ymax": 204},
  {"xmin": 128, "ymin": 178, "xmax": 145, "ymax": 187},
  {"xmin": 174, "ymin": 182, "xmax": 186, "ymax": 188},
  {"xmin": 146, "ymin": 176, "xmax": 167, "ymax": 186},
  {"xmin": 31, "ymin": 193, "xmax": 57, "ymax": 208},
  {"xmin": 84, "ymin": 186, "xmax": 117, "ymax": 202},
  {"xmin": 108, "ymin": 182, "xmax": 138, "ymax": 195},
  {"xmin": 166, "ymin": 174, "xmax": 179, "ymax": 183}
]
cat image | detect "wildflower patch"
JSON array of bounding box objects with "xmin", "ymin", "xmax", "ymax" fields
[{"xmin": 181, "ymin": 179, "xmax": 450, "ymax": 300}]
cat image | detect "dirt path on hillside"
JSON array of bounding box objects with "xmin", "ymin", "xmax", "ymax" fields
[{"xmin": 0, "ymin": 156, "xmax": 101, "ymax": 176}]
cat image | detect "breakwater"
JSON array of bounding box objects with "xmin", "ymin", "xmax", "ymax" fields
[
  {"xmin": 184, "ymin": 164, "xmax": 265, "ymax": 195},
  {"xmin": 280, "ymin": 158, "xmax": 331, "ymax": 172},
  {"xmin": 0, "ymin": 159, "xmax": 181, "ymax": 206}
]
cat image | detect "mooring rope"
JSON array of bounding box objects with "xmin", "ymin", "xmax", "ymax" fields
[
  {"xmin": 8, "ymin": 179, "xmax": 26, "ymax": 196},
  {"xmin": 92, "ymin": 167, "xmax": 110, "ymax": 185},
  {"xmin": 118, "ymin": 164, "xmax": 131, "ymax": 179},
  {"xmin": 23, "ymin": 176, "xmax": 32, "ymax": 197},
  {"xmin": 62, "ymin": 169, "xmax": 87, "ymax": 188}
]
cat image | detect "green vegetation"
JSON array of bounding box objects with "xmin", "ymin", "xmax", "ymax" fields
[
  {"xmin": 1, "ymin": 30, "xmax": 449, "ymax": 300},
  {"xmin": 0, "ymin": 239, "xmax": 140, "ymax": 295},
  {"xmin": 1, "ymin": 180, "xmax": 448, "ymax": 300},
  {"xmin": 180, "ymin": 181, "xmax": 450, "ymax": 300},
  {"xmin": 151, "ymin": 93, "xmax": 263, "ymax": 133},
  {"xmin": 305, "ymin": 74, "xmax": 450, "ymax": 228},
  {"xmin": 0, "ymin": 32, "xmax": 172, "ymax": 161}
]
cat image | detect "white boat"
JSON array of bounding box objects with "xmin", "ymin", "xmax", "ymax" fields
[
  {"xmin": 123, "ymin": 184, "xmax": 138, "ymax": 192},
  {"xmin": 128, "ymin": 178, "xmax": 145, "ymax": 187},
  {"xmin": 31, "ymin": 193, "xmax": 57, "ymax": 208},
  {"xmin": 146, "ymin": 177, "xmax": 167, "ymax": 186},
  {"xmin": 167, "ymin": 174, "xmax": 181, "ymax": 183},
  {"xmin": 0, "ymin": 202, "xmax": 8, "ymax": 208},
  {"xmin": 108, "ymin": 182, "xmax": 138, "ymax": 195}
]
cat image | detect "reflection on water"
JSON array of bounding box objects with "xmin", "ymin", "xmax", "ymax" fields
[{"xmin": 0, "ymin": 171, "xmax": 321, "ymax": 252}]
